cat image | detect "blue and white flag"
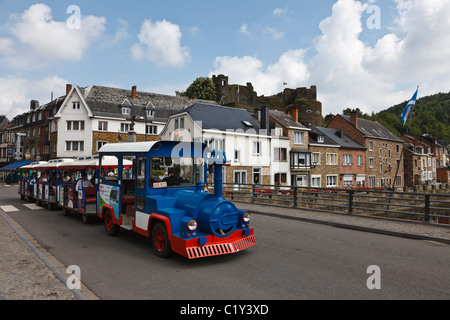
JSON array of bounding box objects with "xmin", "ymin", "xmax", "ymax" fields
[{"xmin": 400, "ymin": 88, "xmax": 418, "ymax": 125}]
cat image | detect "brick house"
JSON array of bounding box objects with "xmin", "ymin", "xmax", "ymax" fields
[
  {"xmin": 326, "ymin": 112, "xmax": 404, "ymax": 189},
  {"xmin": 310, "ymin": 126, "xmax": 366, "ymax": 188},
  {"xmin": 269, "ymin": 109, "xmax": 311, "ymax": 187},
  {"xmin": 308, "ymin": 126, "xmax": 340, "ymax": 188}
]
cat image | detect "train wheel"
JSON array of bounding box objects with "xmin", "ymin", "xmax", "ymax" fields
[
  {"xmin": 104, "ymin": 211, "xmax": 120, "ymax": 236},
  {"xmin": 152, "ymin": 222, "xmax": 171, "ymax": 258}
]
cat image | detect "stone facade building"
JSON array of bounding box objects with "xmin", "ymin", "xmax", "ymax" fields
[{"xmin": 326, "ymin": 112, "xmax": 404, "ymax": 189}]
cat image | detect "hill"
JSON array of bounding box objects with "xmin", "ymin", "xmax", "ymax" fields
[{"xmin": 340, "ymin": 92, "xmax": 450, "ymax": 146}]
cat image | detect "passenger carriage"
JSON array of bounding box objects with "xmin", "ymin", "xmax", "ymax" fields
[{"xmin": 97, "ymin": 141, "xmax": 256, "ymax": 259}]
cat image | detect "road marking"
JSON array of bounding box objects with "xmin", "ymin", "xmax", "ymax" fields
[
  {"xmin": 23, "ymin": 203, "xmax": 44, "ymax": 210},
  {"xmin": 0, "ymin": 205, "xmax": 19, "ymax": 212}
]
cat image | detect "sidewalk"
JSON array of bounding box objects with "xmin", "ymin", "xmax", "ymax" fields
[
  {"xmin": 236, "ymin": 202, "xmax": 450, "ymax": 244},
  {"xmin": 0, "ymin": 202, "xmax": 448, "ymax": 300},
  {"xmin": 0, "ymin": 211, "xmax": 99, "ymax": 300}
]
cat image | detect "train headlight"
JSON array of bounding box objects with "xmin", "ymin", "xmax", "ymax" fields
[
  {"xmin": 242, "ymin": 212, "xmax": 251, "ymax": 223},
  {"xmin": 187, "ymin": 219, "xmax": 198, "ymax": 231}
]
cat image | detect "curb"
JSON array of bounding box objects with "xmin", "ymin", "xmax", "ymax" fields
[
  {"xmin": 250, "ymin": 209, "xmax": 450, "ymax": 245},
  {"xmin": 0, "ymin": 211, "xmax": 100, "ymax": 300}
]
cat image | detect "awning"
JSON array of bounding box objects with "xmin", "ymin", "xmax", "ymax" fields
[{"xmin": 0, "ymin": 160, "xmax": 33, "ymax": 171}]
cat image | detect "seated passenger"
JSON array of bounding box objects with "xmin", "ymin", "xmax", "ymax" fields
[
  {"xmin": 163, "ymin": 166, "xmax": 189, "ymax": 186},
  {"xmin": 76, "ymin": 171, "xmax": 94, "ymax": 192}
]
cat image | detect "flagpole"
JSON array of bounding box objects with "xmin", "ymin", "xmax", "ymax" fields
[{"xmin": 387, "ymin": 86, "xmax": 418, "ymax": 209}]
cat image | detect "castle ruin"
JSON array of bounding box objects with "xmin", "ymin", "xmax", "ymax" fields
[{"xmin": 212, "ymin": 74, "xmax": 322, "ymax": 126}]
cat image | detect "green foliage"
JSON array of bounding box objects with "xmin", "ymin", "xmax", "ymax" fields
[
  {"xmin": 375, "ymin": 91, "xmax": 450, "ymax": 145},
  {"xmin": 338, "ymin": 92, "xmax": 450, "ymax": 145},
  {"xmin": 182, "ymin": 77, "xmax": 217, "ymax": 101}
]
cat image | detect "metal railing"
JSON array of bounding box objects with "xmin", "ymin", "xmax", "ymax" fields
[{"xmin": 213, "ymin": 183, "xmax": 450, "ymax": 224}]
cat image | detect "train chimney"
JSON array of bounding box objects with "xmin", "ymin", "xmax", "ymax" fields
[{"xmin": 211, "ymin": 150, "xmax": 226, "ymax": 199}]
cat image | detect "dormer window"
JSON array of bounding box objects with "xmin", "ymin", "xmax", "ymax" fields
[
  {"xmin": 318, "ymin": 135, "xmax": 324, "ymax": 143},
  {"xmin": 122, "ymin": 107, "xmax": 131, "ymax": 114}
]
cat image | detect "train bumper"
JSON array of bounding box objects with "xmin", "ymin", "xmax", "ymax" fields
[{"xmin": 171, "ymin": 229, "xmax": 256, "ymax": 259}]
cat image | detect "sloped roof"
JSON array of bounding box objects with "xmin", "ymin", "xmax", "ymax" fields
[
  {"xmin": 79, "ymin": 85, "xmax": 216, "ymax": 122},
  {"xmin": 308, "ymin": 126, "xmax": 339, "ymax": 146},
  {"xmin": 313, "ymin": 126, "xmax": 366, "ymax": 149},
  {"xmin": 341, "ymin": 115, "xmax": 402, "ymax": 142},
  {"xmin": 177, "ymin": 103, "xmax": 261, "ymax": 131},
  {"xmin": 269, "ymin": 110, "xmax": 309, "ymax": 130}
]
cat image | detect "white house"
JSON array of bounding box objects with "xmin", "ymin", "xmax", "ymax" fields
[
  {"xmin": 160, "ymin": 103, "xmax": 290, "ymax": 187},
  {"xmin": 51, "ymin": 84, "xmax": 202, "ymax": 158}
]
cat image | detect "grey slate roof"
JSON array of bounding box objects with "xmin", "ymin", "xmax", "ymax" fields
[
  {"xmin": 175, "ymin": 103, "xmax": 261, "ymax": 131},
  {"xmin": 269, "ymin": 110, "xmax": 309, "ymax": 130},
  {"xmin": 313, "ymin": 126, "xmax": 366, "ymax": 150},
  {"xmin": 341, "ymin": 115, "xmax": 402, "ymax": 142},
  {"xmin": 308, "ymin": 126, "xmax": 339, "ymax": 146},
  {"xmin": 79, "ymin": 85, "xmax": 215, "ymax": 122}
]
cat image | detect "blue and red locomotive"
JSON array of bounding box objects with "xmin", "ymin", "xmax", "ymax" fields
[{"xmin": 97, "ymin": 141, "xmax": 256, "ymax": 259}]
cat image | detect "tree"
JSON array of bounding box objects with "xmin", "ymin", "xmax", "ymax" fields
[{"xmin": 183, "ymin": 77, "xmax": 217, "ymax": 101}]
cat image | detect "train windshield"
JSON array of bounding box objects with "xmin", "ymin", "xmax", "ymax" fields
[{"xmin": 150, "ymin": 156, "xmax": 205, "ymax": 188}]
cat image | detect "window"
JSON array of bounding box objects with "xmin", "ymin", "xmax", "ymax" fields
[
  {"xmin": 122, "ymin": 107, "xmax": 131, "ymax": 114},
  {"xmin": 67, "ymin": 121, "xmax": 85, "ymax": 131},
  {"xmin": 174, "ymin": 119, "xmax": 179, "ymax": 130},
  {"xmin": 369, "ymin": 141, "xmax": 374, "ymax": 151},
  {"xmin": 274, "ymin": 173, "xmax": 287, "ymax": 185},
  {"xmin": 368, "ymin": 176, "xmax": 376, "ymax": 188},
  {"xmin": 66, "ymin": 141, "xmax": 84, "ymax": 151},
  {"xmin": 343, "ymin": 154, "xmax": 352, "ymax": 166},
  {"xmin": 234, "ymin": 149, "xmax": 240, "ymax": 162},
  {"xmin": 291, "ymin": 152, "xmax": 311, "ymax": 169},
  {"xmin": 294, "ymin": 132, "xmax": 304, "ymax": 145},
  {"xmin": 357, "ymin": 155, "xmax": 363, "ymax": 166},
  {"xmin": 311, "ymin": 175, "xmax": 321, "ymax": 187},
  {"xmin": 233, "ymin": 170, "xmax": 247, "ymax": 190},
  {"xmin": 252, "ymin": 141, "xmax": 261, "ymax": 155},
  {"xmin": 274, "ymin": 148, "xmax": 287, "ymax": 161},
  {"xmin": 72, "ymin": 102, "xmax": 80, "ymax": 109},
  {"xmin": 369, "ymin": 157, "xmax": 374, "ymax": 168},
  {"xmin": 98, "ymin": 121, "xmax": 108, "ymax": 131},
  {"xmin": 180, "ymin": 117, "xmax": 185, "ymax": 129},
  {"xmin": 97, "ymin": 141, "xmax": 108, "ymax": 152},
  {"xmin": 326, "ymin": 153, "xmax": 338, "ymax": 165},
  {"xmin": 343, "ymin": 175, "xmax": 353, "ymax": 187},
  {"xmin": 326, "ymin": 175, "xmax": 337, "ymax": 187},
  {"xmin": 312, "ymin": 152, "xmax": 320, "ymax": 165},
  {"xmin": 149, "ymin": 156, "xmax": 204, "ymax": 188},
  {"xmin": 121, "ymin": 123, "xmax": 131, "ymax": 132},
  {"xmin": 146, "ymin": 125, "xmax": 157, "ymax": 135},
  {"xmin": 253, "ymin": 167, "xmax": 261, "ymax": 185}
]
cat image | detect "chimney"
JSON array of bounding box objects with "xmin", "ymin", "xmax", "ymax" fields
[
  {"xmin": 350, "ymin": 111, "xmax": 358, "ymax": 128},
  {"xmin": 292, "ymin": 108, "xmax": 299, "ymax": 122},
  {"xmin": 30, "ymin": 100, "xmax": 39, "ymax": 110},
  {"xmin": 132, "ymin": 86, "xmax": 137, "ymax": 99},
  {"xmin": 66, "ymin": 84, "xmax": 72, "ymax": 96},
  {"xmin": 260, "ymin": 106, "xmax": 270, "ymax": 134}
]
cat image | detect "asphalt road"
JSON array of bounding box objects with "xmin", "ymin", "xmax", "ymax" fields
[{"xmin": 1, "ymin": 184, "xmax": 449, "ymax": 300}]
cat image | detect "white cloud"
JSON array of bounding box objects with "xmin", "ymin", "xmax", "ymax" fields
[
  {"xmin": 273, "ymin": 8, "xmax": 288, "ymax": 16},
  {"xmin": 0, "ymin": 75, "xmax": 67, "ymax": 118},
  {"xmin": 263, "ymin": 27, "xmax": 284, "ymax": 40},
  {"xmin": 239, "ymin": 23, "xmax": 250, "ymax": 35},
  {"xmin": 131, "ymin": 19, "xmax": 190, "ymax": 67},
  {"xmin": 5, "ymin": 4, "xmax": 105, "ymax": 63},
  {"xmin": 209, "ymin": 50, "xmax": 309, "ymax": 96},
  {"xmin": 212, "ymin": 0, "xmax": 450, "ymax": 115}
]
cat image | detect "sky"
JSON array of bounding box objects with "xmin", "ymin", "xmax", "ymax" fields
[{"xmin": 0, "ymin": 0, "xmax": 449, "ymax": 119}]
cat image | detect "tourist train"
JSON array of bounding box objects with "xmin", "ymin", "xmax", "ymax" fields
[{"xmin": 16, "ymin": 141, "xmax": 256, "ymax": 259}]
